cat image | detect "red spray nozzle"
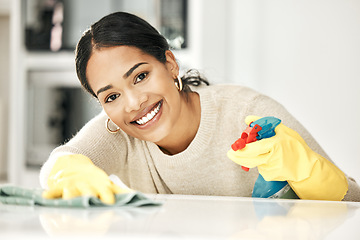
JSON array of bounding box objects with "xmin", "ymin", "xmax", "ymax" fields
[{"xmin": 231, "ymin": 124, "xmax": 262, "ymax": 172}]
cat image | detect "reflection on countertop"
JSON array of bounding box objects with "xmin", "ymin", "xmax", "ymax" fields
[{"xmin": 0, "ymin": 194, "xmax": 359, "ymax": 239}]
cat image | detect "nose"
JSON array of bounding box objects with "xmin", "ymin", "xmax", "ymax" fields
[{"xmin": 124, "ymin": 89, "xmax": 148, "ymax": 113}]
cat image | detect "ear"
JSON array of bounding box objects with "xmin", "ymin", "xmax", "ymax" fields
[{"xmin": 165, "ymin": 50, "xmax": 179, "ymax": 77}]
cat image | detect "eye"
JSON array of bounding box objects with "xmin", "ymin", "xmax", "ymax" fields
[
  {"xmin": 105, "ymin": 93, "xmax": 120, "ymax": 103},
  {"xmin": 134, "ymin": 72, "xmax": 148, "ymax": 84}
]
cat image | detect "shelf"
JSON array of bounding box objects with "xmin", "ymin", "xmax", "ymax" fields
[
  {"xmin": 25, "ymin": 51, "xmax": 76, "ymax": 70},
  {"xmin": 28, "ymin": 70, "xmax": 80, "ymax": 87}
]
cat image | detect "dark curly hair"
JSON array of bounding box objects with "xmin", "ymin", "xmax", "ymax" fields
[{"xmin": 75, "ymin": 12, "xmax": 209, "ymax": 98}]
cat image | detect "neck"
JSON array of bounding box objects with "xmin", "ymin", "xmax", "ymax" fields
[{"xmin": 157, "ymin": 92, "xmax": 201, "ymax": 155}]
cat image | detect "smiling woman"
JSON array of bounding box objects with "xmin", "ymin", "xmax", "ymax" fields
[{"xmin": 39, "ymin": 12, "xmax": 360, "ymax": 203}]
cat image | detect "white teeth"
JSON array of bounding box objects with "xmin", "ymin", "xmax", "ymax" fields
[{"xmin": 136, "ymin": 101, "xmax": 161, "ymax": 125}]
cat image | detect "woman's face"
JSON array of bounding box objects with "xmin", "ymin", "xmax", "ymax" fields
[{"xmin": 86, "ymin": 46, "xmax": 183, "ymax": 144}]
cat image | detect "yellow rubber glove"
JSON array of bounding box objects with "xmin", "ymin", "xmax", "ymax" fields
[
  {"xmin": 227, "ymin": 116, "xmax": 348, "ymax": 201},
  {"xmin": 42, "ymin": 154, "xmax": 131, "ymax": 204}
]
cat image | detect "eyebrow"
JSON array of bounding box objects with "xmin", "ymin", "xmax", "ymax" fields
[
  {"xmin": 96, "ymin": 62, "xmax": 148, "ymax": 96},
  {"xmin": 96, "ymin": 84, "xmax": 113, "ymax": 96},
  {"xmin": 123, "ymin": 62, "xmax": 148, "ymax": 79}
]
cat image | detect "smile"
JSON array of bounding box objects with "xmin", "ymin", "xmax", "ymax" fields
[{"xmin": 134, "ymin": 100, "xmax": 162, "ymax": 125}]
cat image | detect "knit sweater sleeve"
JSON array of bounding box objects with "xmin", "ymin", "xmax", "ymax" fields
[{"xmin": 39, "ymin": 111, "xmax": 129, "ymax": 189}]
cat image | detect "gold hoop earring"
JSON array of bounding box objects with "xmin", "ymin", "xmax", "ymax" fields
[
  {"xmin": 105, "ymin": 118, "xmax": 120, "ymax": 133},
  {"xmin": 175, "ymin": 76, "xmax": 183, "ymax": 91}
]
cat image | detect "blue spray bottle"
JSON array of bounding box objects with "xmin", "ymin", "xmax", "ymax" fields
[{"xmin": 231, "ymin": 117, "xmax": 299, "ymax": 199}]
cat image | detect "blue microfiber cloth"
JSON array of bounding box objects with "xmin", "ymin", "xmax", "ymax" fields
[{"xmin": 0, "ymin": 185, "xmax": 160, "ymax": 208}]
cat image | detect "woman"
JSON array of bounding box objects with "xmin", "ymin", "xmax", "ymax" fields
[{"xmin": 40, "ymin": 12, "xmax": 360, "ymax": 203}]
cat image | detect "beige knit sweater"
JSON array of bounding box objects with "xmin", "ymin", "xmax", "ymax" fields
[{"xmin": 39, "ymin": 85, "xmax": 360, "ymax": 201}]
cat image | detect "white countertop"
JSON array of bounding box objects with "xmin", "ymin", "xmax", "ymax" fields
[{"xmin": 1, "ymin": 194, "xmax": 359, "ymax": 239}]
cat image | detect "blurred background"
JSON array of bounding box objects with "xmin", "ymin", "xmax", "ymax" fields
[{"xmin": 0, "ymin": 0, "xmax": 359, "ymax": 187}]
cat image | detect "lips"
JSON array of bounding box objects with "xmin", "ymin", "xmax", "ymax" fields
[{"xmin": 132, "ymin": 100, "xmax": 163, "ymax": 125}]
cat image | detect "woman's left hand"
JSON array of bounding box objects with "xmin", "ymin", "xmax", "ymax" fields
[{"xmin": 227, "ymin": 115, "xmax": 348, "ymax": 200}]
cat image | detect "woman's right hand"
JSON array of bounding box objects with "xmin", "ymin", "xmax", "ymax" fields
[{"xmin": 42, "ymin": 154, "xmax": 131, "ymax": 204}]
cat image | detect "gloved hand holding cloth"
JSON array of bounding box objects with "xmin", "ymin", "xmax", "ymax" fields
[
  {"xmin": 227, "ymin": 116, "xmax": 348, "ymax": 201},
  {"xmin": 42, "ymin": 154, "xmax": 132, "ymax": 204}
]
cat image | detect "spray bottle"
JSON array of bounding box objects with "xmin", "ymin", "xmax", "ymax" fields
[{"xmin": 231, "ymin": 116, "xmax": 298, "ymax": 199}]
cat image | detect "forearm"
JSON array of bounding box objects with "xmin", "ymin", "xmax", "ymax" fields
[{"xmin": 288, "ymin": 157, "xmax": 348, "ymax": 201}]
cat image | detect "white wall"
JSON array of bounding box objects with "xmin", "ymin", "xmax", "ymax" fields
[
  {"xmin": 198, "ymin": 0, "xmax": 360, "ymax": 183},
  {"xmin": 257, "ymin": 0, "xmax": 360, "ymax": 184}
]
